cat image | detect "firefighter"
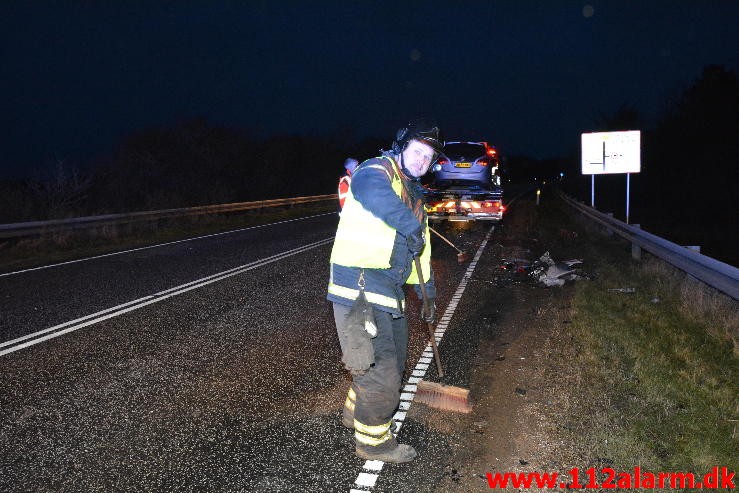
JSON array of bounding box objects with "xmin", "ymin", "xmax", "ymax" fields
[
  {"xmin": 338, "ymin": 158, "xmax": 358, "ymax": 209},
  {"xmin": 327, "ymin": 120, "xmax": 442, "ymax": 463}
]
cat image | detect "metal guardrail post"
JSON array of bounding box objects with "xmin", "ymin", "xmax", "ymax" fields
[
  {"xmin": 605, "ymin": 213, "xmax": 614, "ymax": 236},
  {"xmin": 631, "ymin": 224, "xmax": 641, "ymax": 261}
]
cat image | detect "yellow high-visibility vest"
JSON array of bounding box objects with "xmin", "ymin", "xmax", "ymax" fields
[{"xmin": 329, "ymin": 156, "xmax": 431, "ymax": 285}]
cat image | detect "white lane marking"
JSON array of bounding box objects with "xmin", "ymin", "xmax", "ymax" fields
[
  {"xmin": 0, "ymin": 212, "xmax": 336, "ymax": 278},
  {"xmin": 349, "ymin": 224, "xmax": 495, "ymax": 492},
  {"xmin": 1, "ymin": 237, "xmax": 334, "ymax": 356},
  {"xmin": 355, "ymin": 473, "xmax": 378, "ymax": 488},
  {"xmin": 363, "ymin": 460, "xmax": 384, "ymax": 472}
]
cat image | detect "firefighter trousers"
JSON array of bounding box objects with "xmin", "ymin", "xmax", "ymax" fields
[{"xmin": 333, "ymin": 302, "xmax": 408, "ymax": 452}]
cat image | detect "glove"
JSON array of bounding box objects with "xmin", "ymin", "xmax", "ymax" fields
[
  {"xmin": 422, "ymin": 298, "xmax": 436, "ymax": 325},
  {"xmin": 340, "ymin": 290, "xmax": 376, "ymax": 376},
  {"xmin": 407, "ymin": 227, "xmax": 425, "ymax": 256}
]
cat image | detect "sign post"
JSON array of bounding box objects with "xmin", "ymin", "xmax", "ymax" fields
[
  {"xmin": 626, "ymin": 172, "xmax": 631, "ymax": 224},
  {"xmin": 581, "ymin": 130, "xmax": 641, "ymax": 223}
]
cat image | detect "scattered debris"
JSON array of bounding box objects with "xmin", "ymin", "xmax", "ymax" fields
[
  {"xmin": 650, "ymin": 297, "xmax": 661, "ymax": 304},
  {"xmin": 499, "ymin": 258, "xmax": 532, "ymax": 273},
  {"xmin": 608, "ymin": 287, "xmax": 636, "ymax": 293},
  {"xmin": 558, "ymin": 228, "xmax": 579, "ymax": 240},
  {"xmin": 515, "ymin": 387, "xmax": 527, "ymax": 396},
  {"xmin": 529, "ymin": 251, "xmax": 584, "ymax": 287},
  {"xmin": 519, "ymin": 459, "xmax": 530, "ymax": 466}
]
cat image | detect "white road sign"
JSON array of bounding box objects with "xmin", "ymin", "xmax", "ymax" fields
[{"xmin": 581, "ymin": 130, "xmax": 641, "ymax": 174}]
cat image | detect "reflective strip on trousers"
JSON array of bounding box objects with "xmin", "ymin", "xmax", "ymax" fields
[
  {"xmin": 344, "ymin": 387, "xmax": 356, "ymax": 412},
  {"xmin": 354, "ymin": 419, "xmax": 393, "ymax": 446}
]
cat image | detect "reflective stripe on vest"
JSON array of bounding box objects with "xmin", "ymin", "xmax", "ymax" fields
[{"xmin": 327, "ymin": 282, "xmax": 404, "ymax": 311}]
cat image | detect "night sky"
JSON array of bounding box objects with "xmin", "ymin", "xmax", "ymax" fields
[{"xmin": 2, "ymin": 1, "xmax": 738, "ymax": 178}]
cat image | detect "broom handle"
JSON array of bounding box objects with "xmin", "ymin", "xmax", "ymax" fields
[
  {"xmin": 413, "ymin": 255, "xmax": 445, "ymax": 378},
  {"xmin": 429, "ymin": 227, "xmax": 463, "ymax": 254}
]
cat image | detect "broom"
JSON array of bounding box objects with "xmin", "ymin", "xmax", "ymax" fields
[
  {"xmin": 429, "ymin": 226, "xmax": 471, "ymax": 263},
  {"xmin": 412, "ymin": 255, "xmax": 473, "ymax": 413}
]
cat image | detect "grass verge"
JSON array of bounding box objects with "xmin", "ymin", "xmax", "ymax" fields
[{"xmin": 540, "ymin": 193, "xmax": 737, "ymax": 486}]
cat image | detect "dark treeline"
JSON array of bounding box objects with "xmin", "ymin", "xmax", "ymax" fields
[
  {"xmin": 1, "ymin": 65, "xmax": 736, "ymax": 263},
  {"xmin": 505, "ymin": 65, "xmax": 739, "ymax": 265},
  {"xmin": 0, "ymin": 118, "xmax": 385, "ymax": 222}
]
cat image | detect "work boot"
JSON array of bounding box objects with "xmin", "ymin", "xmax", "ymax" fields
[{"xmin": 355, "ymin": 443, "xmax": 417, "ymax": 463}]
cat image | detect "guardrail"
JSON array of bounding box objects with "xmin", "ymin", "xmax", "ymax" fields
[
  {"xmin": 0, "ymin": 194, "xmax": 338, "ymax": 240},
  {"xmin": 557, "ymin": 190, "xmax": 739, "ymax": 300}
]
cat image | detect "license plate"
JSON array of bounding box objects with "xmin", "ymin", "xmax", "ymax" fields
[{"xmin": 455, "ymin": 162, "xmax": 472, "ymax": 168}]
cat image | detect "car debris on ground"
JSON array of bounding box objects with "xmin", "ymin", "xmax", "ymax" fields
[
  {"xmin": 473, "ymin": 251, "xmax": 588, "ymax": 288},
  {"xmin": 529, "ymin": 251, "xmax": 585, "ymax": 287}
]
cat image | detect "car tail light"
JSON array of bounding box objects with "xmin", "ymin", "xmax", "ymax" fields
[
  {"xmin": 437, "ymin": 158, "xmax": 449, "ymax": 165},
  {"xmin": 487, "ymin": 148, "xmax": 497, "ymax": 157},
  {"xmin": 482, "ymin": 201, "xmax": 503, "ymax": 210}
]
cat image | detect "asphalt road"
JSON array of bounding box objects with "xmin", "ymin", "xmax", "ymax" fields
[{"xmin": 0, "ymin": 211, "xmax": 499, "ymax": 492}]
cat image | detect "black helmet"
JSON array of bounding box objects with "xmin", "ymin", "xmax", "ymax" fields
[{"xmin": 392, "ymin": 119, "xmax": 444, "ymax": 155}]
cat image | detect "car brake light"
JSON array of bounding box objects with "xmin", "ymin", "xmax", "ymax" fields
[
  {"xmin": 482, "ymin": 201, "xmax": 503, "ymax": 209},
  {"xmin": 437, "ymin": 158, "xmax": 449, "ymax": 165},
  {"xmin": 477, "ymin": 159, "xmax": 489, "ymax": 167},
  {"xmin": 487, "ymin": 148, "xmax": 497, "ymax": 157}
]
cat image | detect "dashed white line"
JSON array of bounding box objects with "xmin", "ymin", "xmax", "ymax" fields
[{"xmin": 351, "ymin": 224, "xmax": 496, "ymax": 491}]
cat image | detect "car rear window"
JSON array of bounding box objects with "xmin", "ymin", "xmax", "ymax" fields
[{"xmin": 443, "ymin": 143, "xmax": 485, "ymax": 160}]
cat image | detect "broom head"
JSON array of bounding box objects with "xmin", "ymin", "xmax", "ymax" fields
[
  {"xmin": 414, "ymin": 380, "xmax": 473, "ymax": 413},
  {"xmin": 456, "ymin": 251, "xmax": 471, "ymax": 263}
]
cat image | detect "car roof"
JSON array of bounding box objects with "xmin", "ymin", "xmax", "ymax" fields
[{"xmin": 444, "ymin": 141, "xmax": 489, "ymax": 147}]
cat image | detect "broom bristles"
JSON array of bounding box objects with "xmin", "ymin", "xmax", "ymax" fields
[{"xmin": 414, "ymin": 380, "xmax": 473, "ymax": 413}]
